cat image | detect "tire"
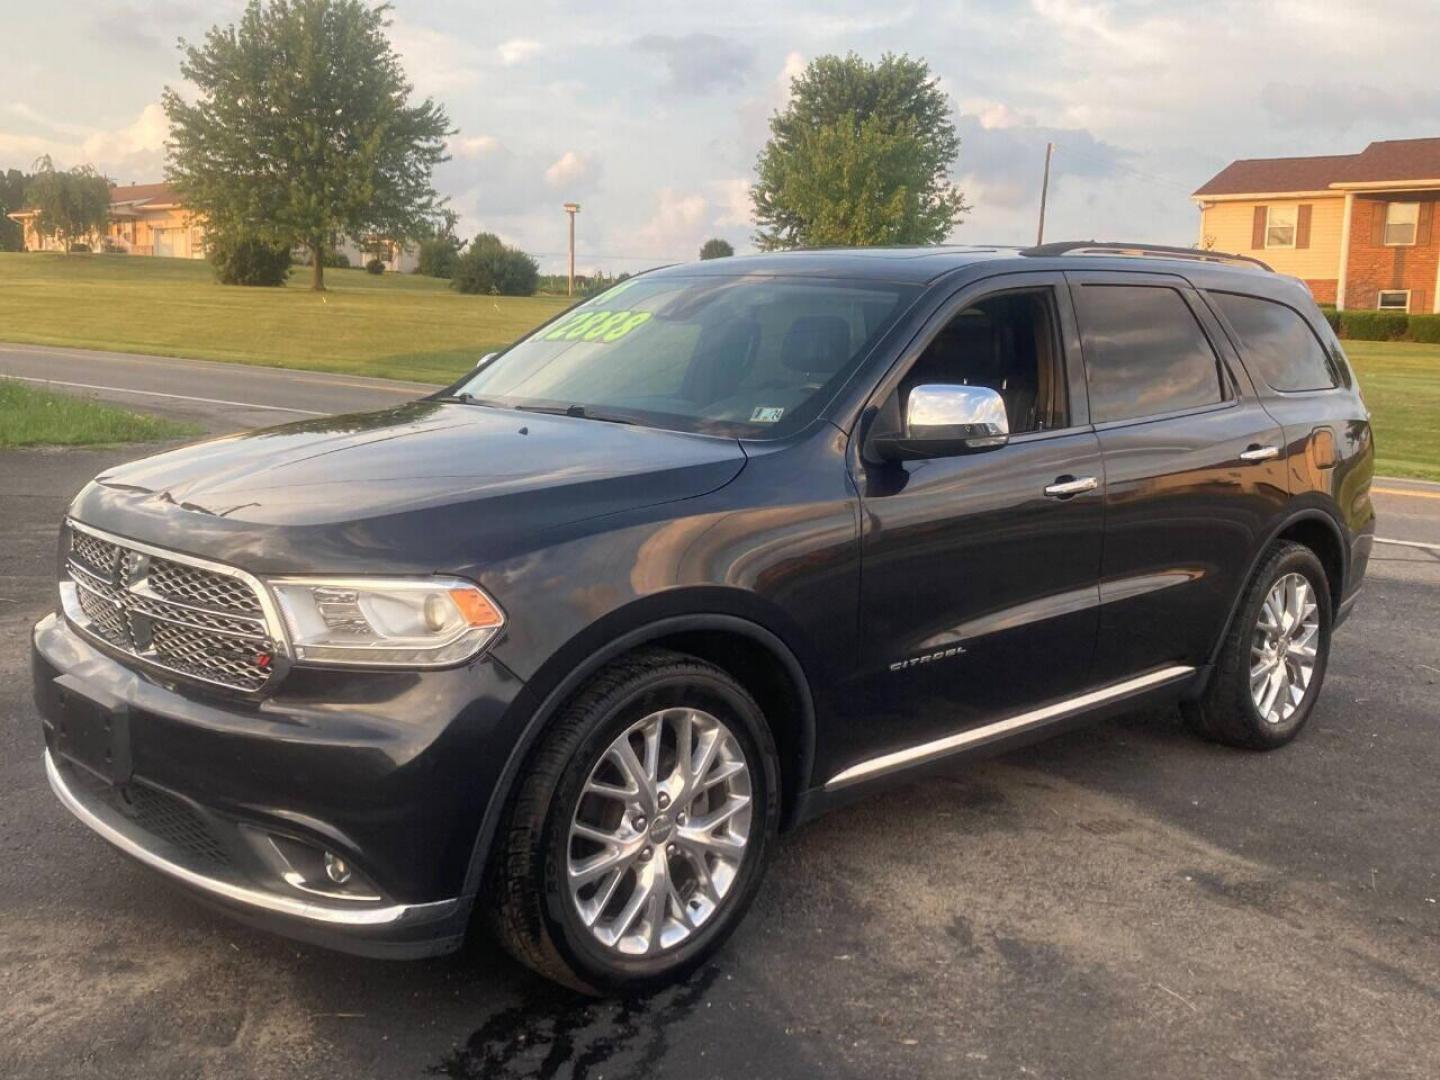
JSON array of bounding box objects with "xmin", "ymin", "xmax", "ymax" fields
[
  {"xmin": 487, "ymin": 648, "xmax": 780, "ymax": 994},
  {"xmin": 1183, "ymin": 540, "xmax": 1333, "ymax": 750}
]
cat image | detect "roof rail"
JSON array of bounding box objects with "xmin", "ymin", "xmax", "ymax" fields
[{"xmin": 1019, "ymin": 241, "xmax": 1273, "ymax": 272}]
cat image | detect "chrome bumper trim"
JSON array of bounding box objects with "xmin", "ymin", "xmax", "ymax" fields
[
  {"xmin": 825, "ymin": 664, "xmax": 1196, "ymax": 790},
  {"xmin": 44, "ymin": 750, "xmax": 458, "ymax": 928}
]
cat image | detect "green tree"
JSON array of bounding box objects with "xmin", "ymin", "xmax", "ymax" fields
[
  {"xmin": 699, "ymin": 237, "xmax": 734, "ymax": 260},
  {"xmin": 23, "ymin": 157, "xmax": 111, "ymax": 252},
  {"xmin": 453, "ymin": 233, "xmax": 539, "ymax": 296},
  {"xmin": 164, "ymin": 0, "xmax": 452, "ymax": 291},
  {"xmin": 0, "ymin": 168, "xmax": 29, "ymax": 251},
  {"xmin": 751, "ymin": 53, "xmax": 968, "ymax": 250}
]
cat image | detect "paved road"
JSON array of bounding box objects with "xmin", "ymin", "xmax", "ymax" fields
[
  {"xmin": 2, "ymin": 345, "xmax": 1439, "ymax": 1079},
  {"xmin": 0, "ymin": 342, "xmax": 435, "ymax": 432}
]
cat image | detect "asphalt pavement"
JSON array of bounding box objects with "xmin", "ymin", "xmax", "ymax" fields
[{"xmin": 2, "ymin": 344, "xmax": 1438, "ymax": 1079}]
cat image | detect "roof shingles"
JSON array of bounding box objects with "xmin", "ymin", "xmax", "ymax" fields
[{"xmin": 1194, "ymin": 139, "xmax": 1440, "ymax": 197}]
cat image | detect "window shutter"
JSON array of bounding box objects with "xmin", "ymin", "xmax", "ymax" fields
[
  {"xmin": 1418, "ymin": 202, "xmax": 1435, "ymax": 246},
  {"xmin": 1295, "ymin": 205, "xmax": 1313, "ymax": 249},
  {"xmin": 1251, "ymin": 205, "xmax": 1267, "ymax": 249},
  {"xmin": 1370, "ymin": 202, "xmax": 1387, "ymax": 246}
]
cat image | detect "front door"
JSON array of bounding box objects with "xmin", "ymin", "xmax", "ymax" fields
[{"xmin": 828, "ymin": 274, "xmax": 1105, "ymax": 783}]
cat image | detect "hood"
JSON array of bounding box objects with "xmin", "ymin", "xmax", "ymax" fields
[{"xmin": 72, "ymin": 402, "xmax": 747, "ymax": 571}]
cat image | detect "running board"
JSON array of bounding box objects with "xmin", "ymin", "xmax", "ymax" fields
[{"xmin": 824, "ymin": 665, "xmax": 1195, "ymax": 791}]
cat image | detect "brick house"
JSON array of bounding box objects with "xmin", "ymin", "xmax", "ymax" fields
[{"xmin": 1193, "ymin": 138, "xmax": 1440, "ymax": 312}]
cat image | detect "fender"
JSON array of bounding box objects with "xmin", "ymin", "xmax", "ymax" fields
[
  {"xmin": 1201, "ymin": 503, "xmax": 1348, "ymax": 678},
  {"xmin": 455, "ymin": 611, "xmax": 818, "ymax": 904}
]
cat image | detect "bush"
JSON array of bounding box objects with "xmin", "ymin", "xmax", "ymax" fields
[
  {"xmin": 417, "ymin": 237, "xmax": 460, "ymax": 279},
  {"xmin": 208, "ymin": 234, "xmax": 291, "ymax": 286},
  {"xmin": 1339, "ymin": 309, "xmax": 1409, "ymax": 341},
  {"xmin": 453, "ymin": 235, "xmax": 539, "ymax": 296},
  {"xmin": 1409, "ymin": 314, "xmax": 1440, "ymax": 344},
  {"xmin": 1317, "ymin": 305, "xmax": 1340, "ymax": 332},
  {"xmin": 365, "ymin": 257, "xmax": 385, "ymax": 275}
]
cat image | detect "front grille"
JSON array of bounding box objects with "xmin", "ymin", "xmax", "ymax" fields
[{"xmin": 63, "ymin": 522, "xmax": 279, "ymax": 693}]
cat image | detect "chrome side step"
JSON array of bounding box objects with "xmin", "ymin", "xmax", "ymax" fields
[{"xmin": 824, "ymin": 665, "xmax": 1195, "ymax": 791}]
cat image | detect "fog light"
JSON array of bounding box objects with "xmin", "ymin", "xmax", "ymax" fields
[{"xmin": 324, "ymin": 851, "xmax": 352, "ymax": 884}]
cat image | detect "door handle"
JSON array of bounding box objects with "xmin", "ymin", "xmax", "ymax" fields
[
  {"xmin": 1043, "ymin": 475, "xmax": 1099, "ymax": 498},
  {"xmin": 1239, "ymin": 444, "xmax": 1281, "ymax": 463}
]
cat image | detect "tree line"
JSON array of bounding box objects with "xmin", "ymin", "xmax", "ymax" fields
[{"xmin": 5, "ymin": 1, "xmax": 971, "ymax": 291}]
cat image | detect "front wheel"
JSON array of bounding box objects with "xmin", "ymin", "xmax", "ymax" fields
[
  {"xmin": 1183, "ymin": 540, "xmax": 1332, "ymax": 749},
  {"xmin": 488, "ymin": 649, "xmax": 779, "ymax": 994}
]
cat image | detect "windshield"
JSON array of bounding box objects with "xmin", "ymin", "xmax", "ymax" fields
[{"xmin": 448, "ymin": 275, "xmax": 919, "ymax": 437}]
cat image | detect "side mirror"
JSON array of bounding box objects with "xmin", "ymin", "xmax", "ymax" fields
[
  {"xmin": 874, "ymin": 384, "xmax": 1010, "ymax": 461},
  {"xmin": 474, "ymin": 352, "xmax": 498, "ymax": 369}
]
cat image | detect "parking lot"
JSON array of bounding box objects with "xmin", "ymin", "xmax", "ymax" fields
[{"xmin": 2, "ymin": 350, "xmax": 1437, "ymax": 1080}]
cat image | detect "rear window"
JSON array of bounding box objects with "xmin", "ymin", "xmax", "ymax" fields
[
  {"xmin": 1210, "ymin": 292, "xmax": 1338, "ymax": 392},
  {"xmin": 1072, "ymin": 284, "xmax": 1225, "ymax": 423}
]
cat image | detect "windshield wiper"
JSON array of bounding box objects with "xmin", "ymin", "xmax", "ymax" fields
[{"xmin": 515, "ymin": 404, "xmax": 636, "ymax": 425}]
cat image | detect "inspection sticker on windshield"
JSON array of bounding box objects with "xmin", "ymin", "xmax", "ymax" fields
[{"xmin": 750, "ymin": 406, "xmax": 785, "ymax": 423}]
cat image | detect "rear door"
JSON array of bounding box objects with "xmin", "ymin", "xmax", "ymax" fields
[{"xmin": 1066, "ymin": 270, "xmax": 1289, "ymax": 684}]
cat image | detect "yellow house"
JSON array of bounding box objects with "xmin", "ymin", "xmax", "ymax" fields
[
  {"xmin": 7, "ymin": 179, "xmax": 419, "ymax": 271},
  {"xmin": 1194, "ymin": 138, "xmax": 1440, "ymax": 311},
  {"xmin": 7, "ymin": 181, "xmax": 206, "ymax": 258}
]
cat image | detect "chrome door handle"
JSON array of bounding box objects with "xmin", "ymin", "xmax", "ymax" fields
[
  {"xmin": 1239, "ymin": 445, "xmax": 1281, "ymax": 462},
  {"xmin": 1043, "ymin": 475, "xmax": 1099, "ymax": 498}
]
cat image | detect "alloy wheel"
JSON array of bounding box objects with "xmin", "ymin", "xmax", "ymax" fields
[
  {"xmin": 1250, "ymin": 571, "xmax": 1321, "ymax": 725},
  {"xmin": 566, "ymin": 707, "xmax": 753, "ymax": 956}
]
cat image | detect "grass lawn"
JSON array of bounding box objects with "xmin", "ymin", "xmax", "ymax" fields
[
  {"xmin": 0, "ymin": 252, "xmax": 572, "ymax": 384},
  {"xmin": 1344, "ymin": 341, "xmax": 1440, "ymax": 482},
  {"xmin": 1, "ymin": 254, "xmax": 1436, "ymax": 479},
  {"xmin": 0, "ymin": 378, "xmax": 201, "ymax": 448}
]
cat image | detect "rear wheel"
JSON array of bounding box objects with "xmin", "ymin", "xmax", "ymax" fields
[
  {"xmin": 489, "ymin": 649, "xmax": 779, "ymax": 993},
  {"xmin": 1183, "ymin": 541, "xmax": 1332, "ymax": 749}
]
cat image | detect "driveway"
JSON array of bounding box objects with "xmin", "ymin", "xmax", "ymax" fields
[{"xmin": 2, "ymin": 346, "xmax": 1438, "ymax": 1079}]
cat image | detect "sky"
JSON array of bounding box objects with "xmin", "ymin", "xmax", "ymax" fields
[{"xmin": 3, "ymin": 0, "xmax": 1439, "ymax": 274}]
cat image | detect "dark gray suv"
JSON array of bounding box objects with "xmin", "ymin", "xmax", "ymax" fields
[{"xmin": 34, "ymin": 242, "xmax": 1374, "ymax": 992}]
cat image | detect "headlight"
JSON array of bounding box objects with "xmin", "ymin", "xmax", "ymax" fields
[{"xmin": 267, "ymin": 577, "xmax": 504, "ymax": 667}]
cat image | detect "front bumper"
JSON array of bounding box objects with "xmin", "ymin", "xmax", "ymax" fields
[{"xmin": 33, "ymin": 610, "xmax": 535, "ymax": 958}]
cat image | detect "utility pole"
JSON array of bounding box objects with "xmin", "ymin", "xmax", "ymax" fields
[
  {"xmin": 1036, "ymin": 142, "xmax": 1054, "ymax": 246},
  {"xmin": 563, "ymin": 202, "xmax": 581, "ymax": 296}
]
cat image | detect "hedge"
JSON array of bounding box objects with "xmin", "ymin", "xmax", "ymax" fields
[
  {"xmin": 1340, "ymin": 310, "xmax": 1410, "ymax": 341},
  {"xmin": 1411, "ymin": 314, "xmax": 1440, "ymax": 344}
]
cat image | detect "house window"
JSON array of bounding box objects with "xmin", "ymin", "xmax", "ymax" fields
[
  {"xmin": 1265, "ymin": 205, "xmax": 1296, "ymax": 248},
  {"xmin": 1384, "ymin": 202, "xmax": 1419, "ymax": 246},
  {"xmin": 1377, "ymin": 290, "xmax": 1411, "ymax": 312}
]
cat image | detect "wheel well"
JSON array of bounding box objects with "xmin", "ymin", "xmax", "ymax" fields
[
  {"xmin": 1276, "ymin": 517, "xmax": 1344, "ymax": 610},
  {"xmin": 643, "ymin": 628, "xmax": 809, "ymax": 829}
]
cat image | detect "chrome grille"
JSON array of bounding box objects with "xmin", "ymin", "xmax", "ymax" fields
[{"xmin": 63, "ymin": 522, "xmax": 280, "ymax": 693}]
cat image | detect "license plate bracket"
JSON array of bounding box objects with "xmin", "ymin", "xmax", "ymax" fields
[{"xmin": 52, "ymin": 674, "xmax": 132, "ymax": 785}]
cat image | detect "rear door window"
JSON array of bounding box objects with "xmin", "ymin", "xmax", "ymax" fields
[
  {"xmin": 1072, "ymin": 283, "xmax": 1226, "ymax": 423},
  {"xmin": 1210, "ymin": 292, "xmax": 1338, "ymax": 392}
]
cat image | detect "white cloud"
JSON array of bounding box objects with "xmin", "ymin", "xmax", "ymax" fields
[
  {"xmin": 451, "ymin": 134, "xmax": 501, "ymax": 159},
  {"xmin": 387, "ymin": 18, "xmax": 485, "ymax": 94},
  {"xmin": 632, "ymin": 188, "xmax": 710, "ymax": 258},
  {"xmin": 0, "ymin": 101, "xmax": 166, "ymax": 180},
  {"xmin": 711, "ymin": 178, "xmax": 752, "ymax": 228},
  {"xmin": 544, "ymin": 150, "xmax": 595, "ymax": 190},
  {"xmin": 497, "ymin": 39, "xmax": 542, "ymax": 66}
]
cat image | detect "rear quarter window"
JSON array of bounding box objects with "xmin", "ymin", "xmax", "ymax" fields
[
  {"xmin": 1072, "ymin": 284, "xmax": 1225, "ymax": 423},
  {"xmin": 1210, "ymin": 291, "xmax": 1338, "ymax": 392}
]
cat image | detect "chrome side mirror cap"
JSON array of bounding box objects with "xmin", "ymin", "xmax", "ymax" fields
[
  {"xmin": 474, "ymin": 352, "xmax": 498, "ymax": 369},
  {"xmin": 874, "ymin": 383, "xmax": 1010, "ymax": 461}
]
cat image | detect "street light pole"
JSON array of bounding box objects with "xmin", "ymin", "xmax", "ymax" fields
[
  {"xmin": 1036, "ymin": 142, "xmax": 1054, "ymax": 246},
  {"xmin": 563, "ymin": 203, "xmax": 581, "ymax": 296}
]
